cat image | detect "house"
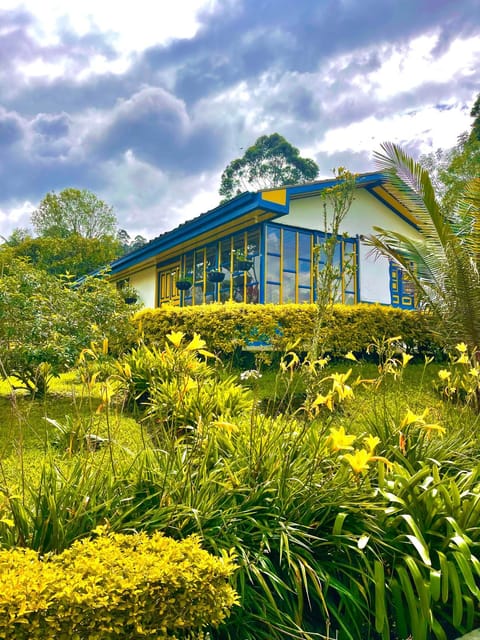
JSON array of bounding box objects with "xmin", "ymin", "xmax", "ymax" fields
[{"xmin": 110, "ymin": 172, "xmax": 420, "ymax": 310}]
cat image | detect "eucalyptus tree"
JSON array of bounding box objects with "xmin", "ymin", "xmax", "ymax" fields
[{"xmin": 367, "ymin": 142, "xmax": 480, "ymax": 351}]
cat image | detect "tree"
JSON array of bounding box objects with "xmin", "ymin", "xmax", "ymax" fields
[
  {"xmin": 32, "ymin": 188, "xmax": 117, "ymax": 239},
  {"xmin": 3, "ymin": 235, "xmax": 122, "ymax": 279},
  {"xmin": 366, "ymin": 142, "xmax": 480, "ymax": 352},
  {"xmin": 420, "ymin": 93, "xmax": 480, "ymax": 213},
  {"xmin": 0, "ymin": 255, "xmax": 138, "ymax": 396},
  {"xmin": 219, "ymin": 133, "xmax": 319, "ymax": 202},
  {"xmin": 117, "ymin": 229, "xmax": 148, "ymax": 255}
]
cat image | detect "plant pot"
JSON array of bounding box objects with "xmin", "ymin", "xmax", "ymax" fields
[
  {"xmin": 207, "ymin": 270, "xmax": 225, "ymax": 283},
  {"xmin": 176, "ymin": 280, "xmax": 192, "ymax": 291},
  {"xmin": 124, "ymin": 296, "xmax": 138, "ymax": 304},
  {"xmin": 236, "ymin": 259, "xmax": 254, "ymax": 271}
]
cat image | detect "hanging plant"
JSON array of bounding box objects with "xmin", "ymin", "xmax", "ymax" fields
[
  {"xmin": 176, "ymin": 274, "xmax": 193, "ymax": 290},
  {"xmin": 207, "ymin": 270, "xmax": 226, "ymax": 283}
]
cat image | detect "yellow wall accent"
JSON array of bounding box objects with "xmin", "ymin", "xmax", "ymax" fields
[{"xmin": 261, "ymin": 188, "xmax": 287, "ymax": 206}]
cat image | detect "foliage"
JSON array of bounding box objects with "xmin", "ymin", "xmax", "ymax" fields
[
  {"xmin": 0, "ymin": 256, "xmax": 137, "ymax": 395},
  {"xmin": 420, "ymin": 93, "xmax": 480, "ymax": 215},
  {"xmin": 32, "ymin": 187, "xmax": 117, "ymax": 239},
  {"xmin": 1, "ymin": 233, "xmax": 122, "ymax": 279},
  {"xmin": 117, "ymin": 228, "xmax": 148, "ymax": 255},
  {"xmin": 310, "ymin": 167, "xmax": 357, "ymax": 359},
  {"xmin": 219, "ymin": 133, "xmax": 319, "ymax": 202},
  {"xmin": 114, "ymin": 332, "xmax": 252, "ymax": 430},
  {"xmin": 134, "ymin": 302, "xmax": 439, "ymax": 358},
  {"xmin": 0, "ymin": 531, "xmax": 237, "ymax": 639},
  {"xmin": 2, "ymin": 334, "xmax": 480, "ymax": 638},
  {"xmin": 366, "ymin": 142, "xmax": 480, "ymax": 352}
]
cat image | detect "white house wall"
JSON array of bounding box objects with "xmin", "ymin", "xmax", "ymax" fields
[
  {"xmin": 129, "ymin": 266, "xmax": 156, "ymax": 308},
  {"xmin": 275, "ymin": 188, "xmax": 422, "ymax": 304}
]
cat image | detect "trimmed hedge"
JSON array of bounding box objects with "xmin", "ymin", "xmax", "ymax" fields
[
  {"xmin": 134, "ymin": 303, "xmax": 440, "ymax": 357},
  {"xmin": 0, "ymin": 531, "xmax": 237, "ymax": 639}
]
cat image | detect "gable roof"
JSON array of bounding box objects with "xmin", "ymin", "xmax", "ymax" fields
[{"xmin": 110, "ymin": 171, "xmax": 417, "ymax": 276}]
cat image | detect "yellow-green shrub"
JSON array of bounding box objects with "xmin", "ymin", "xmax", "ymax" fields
[
  {"xmin": 0, "ymin": 531, "xmax": 238, "ymax": 639},
  {"xmin": 134, "ymin": 303, "xmax": 439, "ymax": 356}
]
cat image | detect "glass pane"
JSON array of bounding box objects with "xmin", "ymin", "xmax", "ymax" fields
[
  {"xmin": 344, "ymin": 292, "xmax": 355, "ymax": 305},
  {"xmin": 298, "ymin": 260, "xmax": 311, "ymax": 287},
  {"xmin": 233, "ymin": 272, "xmax": 245, "ymax": 302},
  {"xmin": 298, "ymin": 287, "xmax": 311, "ymax": 303},
  {"xmin": 282, "ymin": 271, "xmax": 296, "ymax": 303},
  {"xmin": 283, "ymin": 229, "xmax": 296, "ymax": 271},
  {"xmin": 221, "ymin": 238, "xmax": 232, "ymax": 271},
  {"xmin": 266, "ymin": 226, "xmax": 280, "ymax": 254},
  {"xmin": 247, "ymin": 229, "xmax": 260, "ymax": 257},
  {"xmin": 298, "ymin": 232, "xmax": 311, "ymax": 259},
  {"xmin": 267, "ymin": 255, "xmax": 280, "ymax": 283},
  {"xmin": 266, "ymin": 283, "xmax": 280, "ymax": 304}
]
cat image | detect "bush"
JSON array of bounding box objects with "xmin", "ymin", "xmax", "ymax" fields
[
  {"xmin": 134, "ymin": 302, "xmax": 440, "ymax": 358},
  {"xmin": 0, "ymin": 531, "xmax": 238, "ymax": 639},
  {"xmin": 0, "ymin": 256, "xmax": 137, "ymax": 396}
]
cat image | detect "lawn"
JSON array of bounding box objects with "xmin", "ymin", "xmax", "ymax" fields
[{"xmin": 1, "ymin": 342, "xmax": 480, "ymax": 639}]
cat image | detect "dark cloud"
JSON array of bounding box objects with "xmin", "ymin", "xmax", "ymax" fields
[
  {"xmin": 33, "ymin": 113, "xmax": 70, "ymax": 138},
  {"xmin": 0, "ymin": 0, "xmax": 478, "ymax": 238},
  {"xmin": 91, "ymin": 87, "xmax": 226, "ymax": 172}
]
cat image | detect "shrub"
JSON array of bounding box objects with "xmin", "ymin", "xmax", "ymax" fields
[
  {"xmin": 0, "ymin": 531, "xmax": 238, "ymax": 639},
  {"xmin": 0, "ymin": 256, "xmax": 137, "ymax": 396},
  {"xmin": 134, "ymin": 302, "xmax": 439, "ymax": 358}
]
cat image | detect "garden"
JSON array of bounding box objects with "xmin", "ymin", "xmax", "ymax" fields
[{"xmin": 0, "ymin": 146, "xmax": 479, "ymax": 639}]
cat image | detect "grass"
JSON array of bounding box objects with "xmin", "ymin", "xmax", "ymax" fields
[{"xmin": 1, "ymin": 347, "xmax": 480, "ymax": 639}]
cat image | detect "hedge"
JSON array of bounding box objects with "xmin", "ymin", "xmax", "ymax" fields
[
  {"xmin": 0, "ymin": 531, "xmax": 237, "ymax": 639},
  {"xmin": 134, "ymin": 303, "xmax": 440, "ymax": 357}
]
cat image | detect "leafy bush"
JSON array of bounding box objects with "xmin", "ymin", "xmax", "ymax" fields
[
  {"xmin": 115, "ymin": 332, "xmax": 252, "ymax": 430},
  {"xmin": 134, "ymin": 302, "xmax": 440, "ymax": 358},
  {"xmin": 0, "ymin": 256, "xmax": 137, "ymax": 395},
  {"xmin": 0, "ymin": 531, "xmax": 238, "ymax": 639}
]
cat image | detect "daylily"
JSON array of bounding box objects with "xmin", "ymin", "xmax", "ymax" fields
[
  {"xmin": 402, "ymin": 353, "xmax": 413, "ymax": 367},
  {"xmin": 343, "ymin": 449, "xmax": 371, "ymax": 474},
  {"xmin": 364, "ymin": 434, "xmax": 380, "ymax": 454},
  {"xmin": 167, "ymin": 331, "xmax": 185, "ymax": 347},
  {"xmin": 400, "ymin": 408, "xmax": 429, "ymax": 429},
  {"xmin": 328, "ymin": 426, "xmax": 356, "ymax": 451},
  {"xmin": 438, "ymin": 369, "xmax": 451, "ymax": 381}
]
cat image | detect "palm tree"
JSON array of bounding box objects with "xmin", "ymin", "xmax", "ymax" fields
[{"xmin": 366, "ymin": 142, "xmax": 480, "ymax": 352}]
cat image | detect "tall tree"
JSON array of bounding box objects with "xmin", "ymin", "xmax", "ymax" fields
[
  {"xmin": 366, "ymin": 142, "xmax": 480, "ymax": 352},
  {"xmin": 219, "ymin": 133, "xmax": 319, "ymax": 202},
  {"xmin": 32, "ymin": 188, "xmax": 117, "ymax": 239}
]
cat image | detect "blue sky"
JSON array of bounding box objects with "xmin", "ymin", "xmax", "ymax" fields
[{"xmin": 1, "ymin": 0, "xmax": 479, "ymax": 239}]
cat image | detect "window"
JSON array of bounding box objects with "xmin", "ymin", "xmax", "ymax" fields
[
  {"xmin": 264, "ymin": 223, "xmax": 356, "ymax": 305},
  {"xmin": 389, "ymin": 262, "xmax": 415, "ymax": 309}
]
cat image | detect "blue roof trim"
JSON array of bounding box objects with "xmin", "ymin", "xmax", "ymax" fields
[
  {"xmin": 365, "ymin": 186, "xmax": 419, "ymax": 230},
  {"xmin": 285, "ymin": 171, "xmax": 386, "ymax": 197},
  {"xmin": 110, "ymin": 191, "xmax": 266, "ymax": 274}
]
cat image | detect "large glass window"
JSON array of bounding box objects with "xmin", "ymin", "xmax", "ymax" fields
[
  {"xmin": 174, "ymin": 228, "xmax": 260, "ymax": 307},
  {"xmin": 264, "ymin": 223, "xmax": 357, "ymax": 305}
]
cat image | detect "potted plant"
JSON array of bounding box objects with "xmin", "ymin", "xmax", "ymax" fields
[
  {"xmin": 207, "ymin": 267, "xmax": 225, "ymax": 283},
  {"xmin": 175, "ymin": 273, "xmax": 193, "ymax": 290},
  {"xmin": 233, "ymin": 249, "xmax": 254, "ymax": 271}
]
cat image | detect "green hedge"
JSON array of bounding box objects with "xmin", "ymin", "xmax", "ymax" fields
[
  {"xmin": 134, "ymin": 303, "xmax": 440, "ymax": 357},
  {"xmin": 0, "ymin": 531, "xmax": 237, "ymax": 639}
]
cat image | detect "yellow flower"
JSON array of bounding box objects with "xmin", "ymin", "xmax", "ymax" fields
[
  {"xmin": 438, "ymin": 369, "xmax": 451, "ymax": 381},
  {"xmin": 400, "ymin": 408, "xmax": 429, "ymax": 429},
  {"xmin": 456, "ymin": 342, "xmax": 468, "ymax": 353},
  {"xmin": 402, "ymin": 353, "xmax": 413, "ymax": 367},
  {"xmin": 420, "ymin": 423, "xmax": 446, "ymax": 437},
  {"xmin": 167, "ymin": 331, "xmax": 185, "ymax": 347},
  {"xmin": 312, "ymin": 392, "xmax": 335, "ymax": 412},
  {"xmin": 344, "ymin": 351, "xmax": 358, "ymax": 362},
  {"xmin": 328, "ymin": 426, "xmax": 356, "ymax": 451},
  {"xmin": 469, "ymin": 367, "xmax": 480, "ymax": 377},
  {"xmin": 213, "ymin": 421, "xmax": 239, "ymax": 434},
  {"xmin": 344, "ymin": 449, "xmax": 371, "ymax": 474},
  {"xmin": 455, "ymin": 353, "xmax": 469, "ymax": 365},
  {"xmin": 364, "ymin": 434, "xmax": 380, "ymax": 454}
]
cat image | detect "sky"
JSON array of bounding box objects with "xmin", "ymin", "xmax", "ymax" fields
[{"xmin": 1, "ymin": 0, "xmax": 479, "ymax": 241}]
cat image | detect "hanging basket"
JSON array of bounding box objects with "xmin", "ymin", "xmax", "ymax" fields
[
  {"xmin": 207, "ymin": 270, "xmax": 225, "ymax": 283},
  {"xmin": 236, "ymin": 259, "xmax": 254, "ymax": 271},
  {"xmin": 176, "ymin": 280, "xmax": 193, "ymax": 291}
]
